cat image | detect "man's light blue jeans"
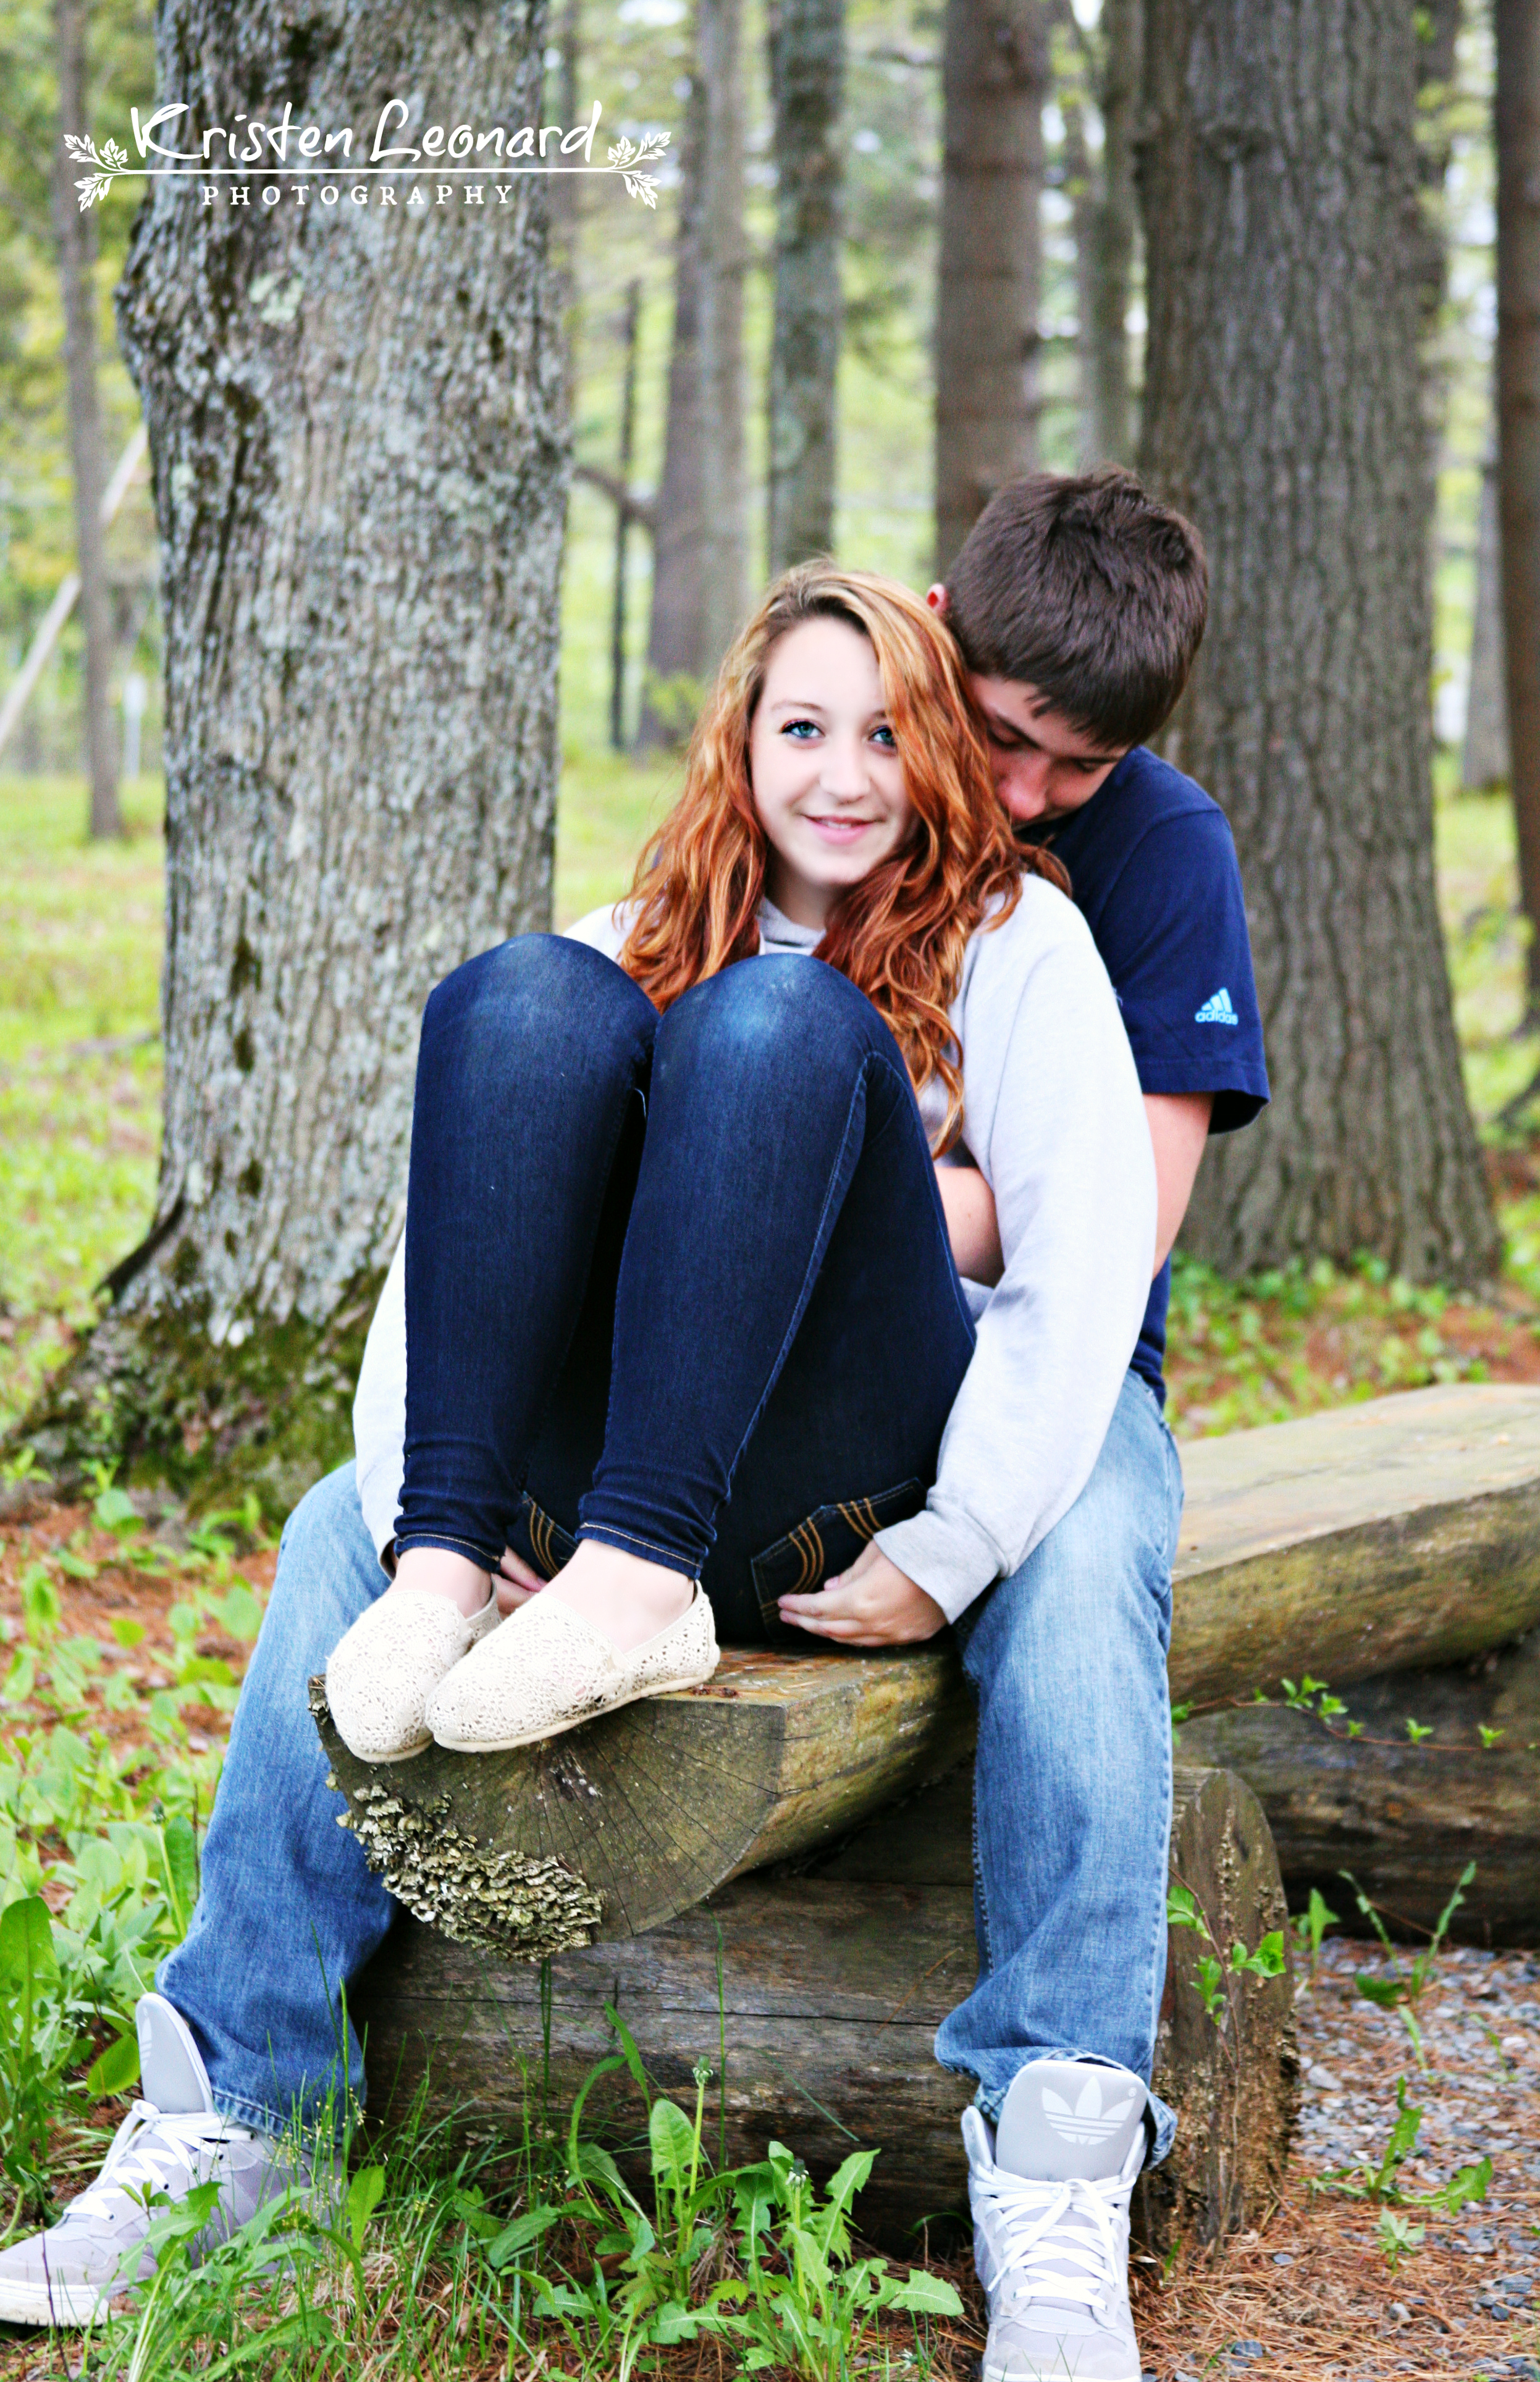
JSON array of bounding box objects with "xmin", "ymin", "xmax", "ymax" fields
[{"xmin": 159, "ymin": 1367, "xmax": 1181, "ymax": 2159}]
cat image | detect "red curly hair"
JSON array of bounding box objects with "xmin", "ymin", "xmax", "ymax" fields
[{"xmin": 619, "ymin": 562, "xmax": 1069, "ymax": 1149}]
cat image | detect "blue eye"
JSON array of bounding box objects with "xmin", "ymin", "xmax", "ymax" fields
[
  {"xmin": 782, "ymin": 718, "xmax": 820, "ymax": 739},
  {"xmin": 872, "ymin": 726, "xmax": 896, "ymax": 749}
]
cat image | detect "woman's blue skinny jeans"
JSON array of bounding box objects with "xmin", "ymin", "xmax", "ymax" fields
[
  {"xmin": 159, "ymin": 933, "xmax": 1180, "ymax": 2165},
  {"xmin": 393, "ymin": 933, "xmax": 977, "ymax": 1640}
]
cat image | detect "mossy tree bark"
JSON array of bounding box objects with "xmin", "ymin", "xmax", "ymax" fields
[
  {"xmin": 1140, "ymin": 0, "xmax": 1499, "ymax": 1285},
  {"xmin": 29, "ymin": 0, "xmax": 567, "ymax": 1509}
]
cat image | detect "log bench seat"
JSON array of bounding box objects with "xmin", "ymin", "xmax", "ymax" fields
[{"xmin": 312, "ymin": 1382, "xmax": 1540, "ymax": 2242}]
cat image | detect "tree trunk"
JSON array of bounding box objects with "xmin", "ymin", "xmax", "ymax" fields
[
  {"xmin": 28, "ymin": 0, "xmax": 567, "ymax": 1510},
  {"xmin": 638, "ymin": 62, "xmax": 708, "ymax": 749},
  {"xmin": 1497, "ymin": 0, "xmax": 1540, "ymax": 1022},
  {"xmin": 697, "ymin": 0, "xmax": 749, "ymax": 662},
  {"xmin": 1141, "ymin": 0, "xmax": 1499, "ymax": 1287},
  {"xmin": 610, "ymin": 280, "xmax": 642, "ymax": 752},
  {"xmin": 1087, "ymin": 0, "xmax": 1138, "ymax": 465},
  {"xmin": 767, "ymin": 0, "xmax": 844, "ymax": 573},
  {"xmin": 546, "ymin": 0, "xmax": 583, "ymax": 392},
  {"xmin": 52, "ymin": 0, "xmax": 122, "ymax": 843},
  {"xmin": 933, "ymin": 0, "xmax": 1048, "ymax": 574},
  {"xmin": 1464, "ymin": 452, "xmax": 1510, "ymax": 791},
  {"xmin": 1060, "ymin": 81, "xmax": 1098, "ymax": 470}
]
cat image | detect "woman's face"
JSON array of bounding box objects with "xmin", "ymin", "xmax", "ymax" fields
[{"xmin": 747, "ymin": 615, "xmax": 914, "ymax": 930}]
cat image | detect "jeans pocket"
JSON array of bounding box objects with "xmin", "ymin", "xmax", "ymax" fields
[
  {"xmin": 749, "ymin": 1479, "xmax": 924, "ymax": 1640},
  {"xmin": 513, "ymin": 1492, "xmax": 580, "ymax": 1580}
]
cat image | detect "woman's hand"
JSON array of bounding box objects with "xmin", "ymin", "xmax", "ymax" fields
[
  {"xmin": 933, "ymin": 1161, "xmax": 1004, "ymax": 1286},
  {"xmin": 778, "ymin": 1541, "xmax": 947, "ymax": 1645},
  {"xmin": 495, "ymin": 1547, "xmax": 547, "ymax": 1614}
]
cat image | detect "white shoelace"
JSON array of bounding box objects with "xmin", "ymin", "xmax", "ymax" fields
[
  {"xmin": 975, "ymin": 2158, "xmax": 1132, "ymax": 2323},
  {"xmin": 67, "ymin": 2103, "xmax": 246, "ymax": 2224}
]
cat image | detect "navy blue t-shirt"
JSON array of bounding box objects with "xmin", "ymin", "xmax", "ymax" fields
[{"xmin": 1025, "ymin": 746, "xmax": 1269, "ymax": 1400}]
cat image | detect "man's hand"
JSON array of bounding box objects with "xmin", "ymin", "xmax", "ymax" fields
[{"xmin": 779, "ymin": 1540, "xmax": 948, "ymax": 1646}]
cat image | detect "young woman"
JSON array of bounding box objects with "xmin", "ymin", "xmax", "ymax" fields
[{"xmin": 328, "ymin": 563, "xmax": 1155, "ymax": 1765}]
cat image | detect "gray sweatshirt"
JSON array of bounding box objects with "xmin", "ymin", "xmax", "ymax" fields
[{"xmin": 351, "ymin": 882, "xmax": 1156, "ymax": 1622}]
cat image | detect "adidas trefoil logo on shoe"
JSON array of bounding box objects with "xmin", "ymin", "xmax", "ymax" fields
[
  {"xmin": 1194, "ymin": 987, "xmax": 1240, "ymax": 1025},
  {"xmin": 1041, "ymin": 2073, "xmax": 1140, "ymax": 2147}
]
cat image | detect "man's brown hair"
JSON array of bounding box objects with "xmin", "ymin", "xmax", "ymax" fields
[{"xmin": 943, "ymin": 468, "xmax": 1208, "ymax": 751}]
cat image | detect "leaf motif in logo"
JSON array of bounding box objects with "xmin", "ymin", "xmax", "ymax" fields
[
  {"xmin": 103, "ymin": 138, "xmax": 128, "ymax": 170},
  {"xmin": 1041, "ymin": 2089, "xmax": 1072, "ymax": 2119},
  {"xmin": 63, "ymin": 132, "xmax": 102, "ymax": 166},
  {"xmin": 608, "ymin": 136, "xmax": 638, "ymax": 169},
  {"xmin": 623, "ymin": 172, "xmax": 658, "ymax": 208},
  {"xmin": 75, "ymin": 172, "xmax": 113, "ymax": 211}
]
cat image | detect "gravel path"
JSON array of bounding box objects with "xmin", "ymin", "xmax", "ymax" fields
[{"xmin": 1132, "ymin": 1935, "xmax": 1540, "ymax": 2379}]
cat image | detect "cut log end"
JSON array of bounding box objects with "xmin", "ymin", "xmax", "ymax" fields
[
  {"xmin": 311, "ymin": 1678, "xmax": 603, "ymax": 1959},
  {"xmin": 311, "ymin": 1643, "xmax": 974, "ymax": 1956}
]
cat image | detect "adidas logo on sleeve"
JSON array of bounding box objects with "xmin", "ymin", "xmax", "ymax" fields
[{"xmin": 1195, "ymin": 987, "xmax": 1240, "ymax": 1026}]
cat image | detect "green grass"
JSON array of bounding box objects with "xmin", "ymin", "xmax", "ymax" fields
[
  {"xmin": 0, "ymin": 1489, "xmax": 973, "ymax": 2377},
  {"xmin": 0, "ymin": 757, "xmax": 673, "ymax": 1441}
]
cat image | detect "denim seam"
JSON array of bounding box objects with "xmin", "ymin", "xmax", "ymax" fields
[
  {"xmin": 575, "ymin": 1522, "xmax": 698, "ymax": 1574},
  {"xmin": 392, "ymin": 1531, "xmax": 499, "ymax": 1569},
  {"xmin": 210, "ymin": 2088, "xmax": 314, "ymax": 2142},
  {"xmin": 536, "ymin": 1074, "xmax": 652, "ymax": 1512},
  {"xmin": 710, "ymin": 1050, "xmax": 907, "ymax": 1529}
]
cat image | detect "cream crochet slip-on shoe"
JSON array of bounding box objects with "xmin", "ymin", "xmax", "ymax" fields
[
  {"xmin": 326, "ymin": 1586, "xmax": 502, "ymax": 1763},
  {"xmin": 424, "ymin": 1583, "xmax": 718, "ymax": 1753}
]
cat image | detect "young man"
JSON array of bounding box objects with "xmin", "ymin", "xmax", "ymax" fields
[
  {"xmin": 935, "ymin": 469, "xmax": 1268, "ymax": 2380},
  {"xmin": 766, "ymin": 471, "xmax": 1265, "ymax": 2381},
  {"xmin": 0, "ymin": 471, "xmax": 1265, "ymax": 2382}
]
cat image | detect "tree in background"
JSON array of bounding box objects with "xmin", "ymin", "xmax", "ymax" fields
[
  {"xmin": 697, "ymin": 0, "xmax": 749, "ymax": 658},
  {"xmin": 1464, "ymin": 445, "xmax": 1510, "ymax": 791},
  {"xmin": 1141, "ymin": 0, "xmax": 1498, "ymax": 1284},
  {"xmin": 30, "ymin": 0, "xmax": 568, "ymax": 1505},
  {"xmin": 51, "ymin": 0, "xmax": 120, "ymax": 840},
  {"xmin": 1497, "ymin": 0, "xmax": 1540, "ymax": 1027},
  {"xmin": 933, "ymin": 0, "xmax": 1048, "ymax": 572},
  {"xmin": 767, "ymin": 0, "xmax": 845, "ymax": 571},
  {"xmin": 639, "ymin": 60, "xmax": 708, "ymax": 747},
  {"xmin": 638, "ymin": 0, "xmax": 747, "ymax": 743},
  {"xmin": 0, "ymin": 0, "xmax": 153, "ymax": 799},
  {"xmin": 1079, "ymin": 0, "xmax": 1138, "ymax": 465}
]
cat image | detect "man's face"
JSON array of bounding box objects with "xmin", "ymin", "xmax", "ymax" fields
[{"xmin": 925, "ymin": 584, "xmax": 1127, "ymax": 827}]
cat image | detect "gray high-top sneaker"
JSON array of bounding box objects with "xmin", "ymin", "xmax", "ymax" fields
[
  {"xmin": 962, "ymin": 2057, "xmax": 1148, "ymax": 2382},
  {"xmin": 0, "ymin": 1993, "xmax": 329, "ymax": 2328}
]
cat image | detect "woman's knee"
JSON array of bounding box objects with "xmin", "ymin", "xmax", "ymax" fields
[
  {"xmin": 421, "ymin": 933, "xmax": 657, "ymax": 1081},
  {"xmin": 658, "ymin": 957, "xmax": 894, "ymax": 1087}
]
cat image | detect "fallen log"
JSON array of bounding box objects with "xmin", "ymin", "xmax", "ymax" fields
[
  {"xmin": 1177, "ymin": 1628, "xmax": 1540, "ymax": 1943},
  {"xmin": 353, "ymin": 1763, "xmax": 1297, "ymax": 2253},
  {"xmin": 313, "ymin": 1384, "xmax": 1540, "ymax": 1960},
  {"xmin": 1171, "ymin": 1382, "xmax": 1540, "ymax": 1701}
]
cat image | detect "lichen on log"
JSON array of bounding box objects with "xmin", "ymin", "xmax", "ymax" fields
[{"xmin": 312, "ymin": 1644, "xmax": 974, "ymax": 1954}]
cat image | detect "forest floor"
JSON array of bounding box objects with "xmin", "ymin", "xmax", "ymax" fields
[{"xmin": 2, "ymin": 765, "xmax": 1540, "ymax": 2378}]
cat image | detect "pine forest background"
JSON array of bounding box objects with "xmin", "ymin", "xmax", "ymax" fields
[{"xmin": 4, "ymin": 0, "xmax": 1540, "ymax": 1465}]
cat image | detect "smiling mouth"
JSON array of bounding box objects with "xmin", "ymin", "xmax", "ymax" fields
[{"xmin": 805, "ymin": 815, "xmax": 878, "ymax": 840}]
